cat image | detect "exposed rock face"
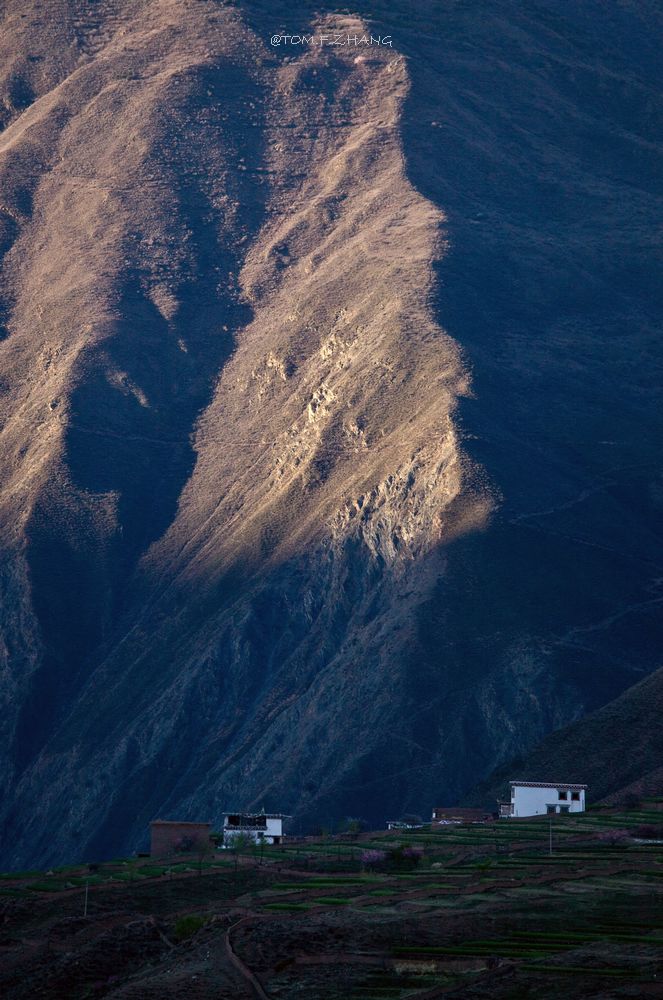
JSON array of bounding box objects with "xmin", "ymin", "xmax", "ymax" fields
[{"xmin": 0, "ymin": 1, "xmax": 661, "ymax": 867}]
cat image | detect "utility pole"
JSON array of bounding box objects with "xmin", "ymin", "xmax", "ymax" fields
[
  {"xmin": 549, "ymin": 819, "xmax": 553, "ymax": 856},
  {"xmin": 83, "ymin": 879, "xmax": 89, "ymax": 918}
]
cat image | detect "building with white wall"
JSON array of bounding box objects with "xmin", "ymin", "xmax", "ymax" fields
[
  {"xmin": 500, "ymin": 781, "xmax": 587, "ymax": 818},
  {"xmin": 221, "ymin": 811, "xmax": 290, "ymax": 847}
]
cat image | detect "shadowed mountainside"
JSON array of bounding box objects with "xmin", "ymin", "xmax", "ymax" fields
[
  {"xmin": 0, "ymin": 0, "xmax": 661, "ymax": 867},
  {"xmin": 466, "ymin": 665, "xmax": 663, "ymax": 808}
]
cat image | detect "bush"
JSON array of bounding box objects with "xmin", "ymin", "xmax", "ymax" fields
[
  {"xmin": 343, "ymin": 817, "xmax": 368, "ymax": 835},
  {"xmin": 388, "ymin": 844, "xmax": 423, "ymax": 870},
  {"xmin": 475, "ymin": 859, "xmax": 493, "ymax": 871},
  {"xmin": 173, "ymin": 914, "xmax": 206, "ymax": 940}
]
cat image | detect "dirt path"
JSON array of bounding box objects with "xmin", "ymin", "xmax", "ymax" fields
[{"xmin": 225, "ymin": 917, "xmax": 271, "ymax": 1000}]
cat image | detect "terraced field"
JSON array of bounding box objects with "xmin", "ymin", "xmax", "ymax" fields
[{"xmin": 1, "ymin": 805, "xmax": 662, "ymax": 997}]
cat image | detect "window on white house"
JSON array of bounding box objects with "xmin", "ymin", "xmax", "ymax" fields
[
  {"xmin": 547, "ymin": 805, "xmax": 555, "ymax": 815},
  {"xmin": 571, "ymin": 791, "xmax": 580, "ymax": 801},
  {"xmin": 558, "ymin": 790, "xmax": 568, "ymax": 800},
  {"xmin": 560, "ymin": 805, "xmax": 570, "ymax": 814}
]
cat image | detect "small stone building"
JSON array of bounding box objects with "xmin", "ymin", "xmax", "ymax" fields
[
  {"xmin": 432, "ymin": 807, "xmax": 493, "ymax": 824},
  {"xmin": 150, "ymin": 820, "xmax": 212, "ymax": 858}
]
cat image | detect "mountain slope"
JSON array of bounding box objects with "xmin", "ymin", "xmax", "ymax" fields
[
  {"xmin": 466, "ymin": 665, "xmax": 663, "ymax": 807},
  {"xmin": 0, "ymin": 0, "xmax": 662, "ymax": 867}
]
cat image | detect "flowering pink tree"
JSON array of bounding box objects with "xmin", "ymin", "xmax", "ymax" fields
[{"xmin": 362, "ymin": 849, "xmax": 387, "ymax": 869}]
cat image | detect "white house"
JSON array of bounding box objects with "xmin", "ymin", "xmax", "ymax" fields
[
  {"xmin": 500, "ymin": 781, "xmax": 587, "ymax": 819},
  {"xmin": 221, "ymin": 811, "xmax": 290, "ymax": 847}
]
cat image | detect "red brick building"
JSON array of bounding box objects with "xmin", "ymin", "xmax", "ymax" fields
[{"xmin": 150, "ymin": 820, "xmax": 212, "ymax": 858}]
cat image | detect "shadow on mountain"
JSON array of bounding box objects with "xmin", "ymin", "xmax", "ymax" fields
[{"xmin": 15, "ymin": 60, "xmax": 270, "ymax": 771}]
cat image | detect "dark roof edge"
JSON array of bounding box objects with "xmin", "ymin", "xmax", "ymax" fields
[{"xmin": 509, "ymin": 780, "xmax": 588, "ymax": 789}]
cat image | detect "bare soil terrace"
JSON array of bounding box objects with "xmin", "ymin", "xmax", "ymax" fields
[{"xmin": 1, "ymin": 804, "xmax": 662, "ymax": 998}]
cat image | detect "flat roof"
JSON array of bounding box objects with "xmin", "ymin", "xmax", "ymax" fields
[
  {"xmin": 510, "ymin": 780, "xmax": 587, "ymax": 789},
  {"xmin": 223, "ymin": 812, "xmax": 291, "ymax": 819}
]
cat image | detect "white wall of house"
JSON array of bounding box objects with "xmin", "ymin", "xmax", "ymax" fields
[
  {"xmin": 265, "ymin": 816, "xmax": 283, "ymax": 839},
  {"xmin": 510, "ymin": 784, "xmax": 586, "ymax": 818},
  {"xmin": 221, "ymin": 813, "xmax": 286, "ymax": 847}
]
